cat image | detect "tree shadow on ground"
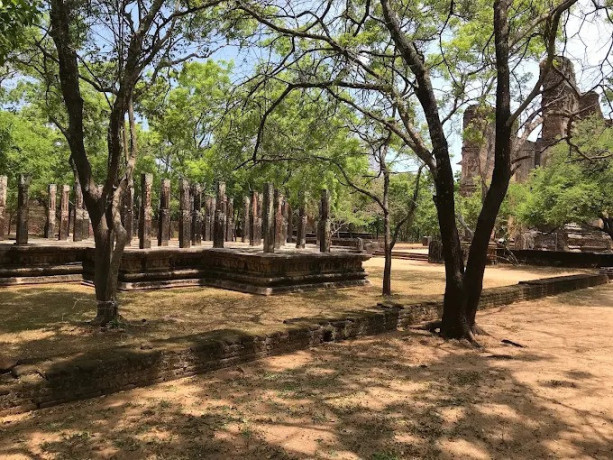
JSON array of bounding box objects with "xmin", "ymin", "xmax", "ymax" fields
[{"xmin": 1, "ymin": 325, "xmax": 611, "ymax": 459}]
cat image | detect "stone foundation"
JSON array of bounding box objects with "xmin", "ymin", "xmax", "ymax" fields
[
  {"xmin": 0, "ymin": 272, "xmax": 607, "ymax": 415},
  {"xmin": 82, "ymin": 247, "xmax": 370, "ymax": 295},
  {"xmin": 0, "ymin": 245, "xmax": 85, "ymax": 286}
]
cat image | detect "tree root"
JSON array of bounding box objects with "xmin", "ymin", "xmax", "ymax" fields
[{"xmin": 416, "ymin": 320, "xmax": 482, "ymax": 348}]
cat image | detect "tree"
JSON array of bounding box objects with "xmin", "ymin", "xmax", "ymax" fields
[
  {"xmin": 516, "ymin": 117, "xmax": 613, "ymax": 241},
  {"xmin": 313, "ymin": 123, "xmax": 425, "ymax": 296},
  {"xmin": 236, "ymin": 0, "xmax": 581, "ymax": 341},
  {"xmin": 0, "ymin": 0, "xmax": 40, "ymax": 65},
  {"xmin": 42, "ymin": 0, "xmax": 225, "ymax": 324}
]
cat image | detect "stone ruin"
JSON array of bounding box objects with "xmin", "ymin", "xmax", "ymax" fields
[
  {"xmin": 459, "ymin": 56, "xmax": 612, "ymax": 253},
  {"xmin": 0, "ymin": 175, "xmax": 370, "ymax": 293}
]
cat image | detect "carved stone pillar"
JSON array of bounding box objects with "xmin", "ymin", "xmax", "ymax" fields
[
  {"xmin": 249, "ymin": 191, "xmax": 258, "ymax": 246},
  {"xmin": 191, "ymin": 183, "xmax": 202, "ymax": 245},
  {"xmin": 257, "ymin": 192, "xmax": 263, "ymax": 243},
  {"xmin": 0, "ymin": 176, "xmax": 7, "ymax": 240},
  {"xmin": 213, "ymin": 182, "xmax": 226, "ymax": 248},
  {"xmin": 122, "ymin": 178, "xmax": 134, "ymax": 244},
  {"xmin": 158, "ymin": 179, "xmax": 171, "ymax": 246},
  {"xmin": 73, "ymin": 181, "xmax": 84, "ymax": 242},
  {"xmin": 296, "ymin": 193, "xmax": 307, "ymax": 249},
  {"xmin": 274, "ymin": 189, "xmax": 284, "ymax": 249},
  {"xmin": 319, "ymin": 188, "xmax": 331, "ymax": 252},
  {"xmin": 16, "ymin": 174, "xmax": 30, "ymax": 245},
  {"xmin": 203, "ymin": 195, "xmax": 214, "ymax": 241},
  {"xmin": 285, "ymin": 200, "xmax": 292, "ymax": 243},
  {"xmin": 138, "ymin": 173, "xmax": 153, "ymax": 249},
  {"xmin": 226, "ymin": 197, "xmax": 235, "ymax": 242},
  {"xmin": 58, "ymin": 184, "xmax": 70, "ymax": 240},
  {"xmin": 262, "ymin": 183, "xmax": 275, "ymax": 253},
  {"xmin": 242, "ymin": 196, "xmax": 250, "ymax": 243},
  {"xmin": 178, "ymin": 178, "xmax": 191, "ymax": 248},
  {"xmin": 45, "ymin": 184, "xmax": 57, "ymax": 239}
]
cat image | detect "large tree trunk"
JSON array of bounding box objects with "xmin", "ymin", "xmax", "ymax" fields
[{"xmin": 382, "ymin": 168, "xmax": 392, "ymax": 296}]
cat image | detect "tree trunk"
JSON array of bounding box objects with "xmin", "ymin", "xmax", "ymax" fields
[
  {"xmin": 382, "ymin": 210, "xmax": 392, "ymax": 296},
  {"xmin": 382, "ymin": 168, "xmax": 392, "ymax": 296}
]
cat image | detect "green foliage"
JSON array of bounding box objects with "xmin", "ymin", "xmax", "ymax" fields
[
  {"xmin": 0, "ymin": 0, "xmax": 40, "ymax": 65},
  {"xmin": 515, "ymin": 118, "xmax": 613, "ymax": 232},
  {"xmin": 0, "ymin": 109, "xmax": 72, "ymax": 210}
]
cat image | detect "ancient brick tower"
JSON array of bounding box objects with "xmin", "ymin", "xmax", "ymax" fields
[{"xmin": 459, "ymin": 56, "xmax": 607, "ymax": 194}]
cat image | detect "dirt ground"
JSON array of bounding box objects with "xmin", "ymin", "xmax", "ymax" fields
[
  {"xmin": 0, "ymin": 259, "xmax": 587, "ymax": 361},
  {"xmin": 1, "ymin": 283, "xmax": 611, "ymax": 459}
]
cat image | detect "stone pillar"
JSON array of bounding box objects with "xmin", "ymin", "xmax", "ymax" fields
[
  {"xmin": 213, "ymin": 182, "xmax": 226, "ymax": 248},
  {"xmin": 73, "ymin": 181, "xmax": 85, "ymax": 242},
  {"xmin": 15, "ymin": 174, "xmax": 30, "ymax": 245},
  {"xmin": 285, "ymin": 200, "xmax": 292, "ymax": 243},
  {"xmin": 226, "ymin": 197, "xmax": 235, "ymax": 242},
  {"xmin": 138, "ymin": 173, "xmax": 153, "ymax": 249},
  {"xmin": 262, "ymin": 183, "xmax": 275, "ymax": 253},
  {"xmin": 191, "ymin": 183, "xmax": 202, "ymax": 246},
  {"xmin": 319, "ymin": 188, "xmax": 331, "ymax": 253},
  {"xmin": 249, "ymin": 191, "xmax": 258, "ymax": 246},
  {"xmin": 122, "ymin": 178, "xmax": 134, "ymax": 244},
  {"xmin": 296, "ymin": 192, "xmax": 307, "ymax": 249},
  {"xmin": 58, "ymin": 184, "xmax": 70, "ymax": 240},
  {"xmin": 274, "ymin": 189, "xmax": 284, "ymax": 249},
  {"xmin": 0, "ymin": 176, "xmax": 7, "ymax": 240},
  {"xmin": 257, "ymin": 192, "xmax": 263, "ymax": 243},
  {"xmin": 242, "ymin": 196, "xmax": 250, "ymax": 243},
  {"xmin": 178, "ymin": 178, "xmax": 191, "ymax": 248},
  {"xmin": 45, "ymin": 184, "xmax": 57, "ymax": 238},
  {"xmin": 158, "ymin": 179, "xmax": 171, "ymax": 246},
  {"xmin": 203, "ymin": 195, "xmax": 213, "ymax": 241}
]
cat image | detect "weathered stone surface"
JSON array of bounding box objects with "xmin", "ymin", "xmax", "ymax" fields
[
  {"xmin": 242, "ymin": 196, "xmax": 250, "ymax": 243},
  {"xmin": 226, "ymin": 197, "xmax": 235, "ymax": 242},
  {"xmin": 0, "ymin": 176, "xmax": 6, "ymax": 241},
  {"xmin": 138, "ymin": 173, "xmax": 153, "ymax": 249},
  {"xmin": 296, "ymin": 192, "xmax": 307, "ymax": 249},
  {"xmin": 203, "ymin": 195, "xmax": 213, "ymax": 241},
  {"xmin": 16, "ymin": 175, "xmax": 30, "ymax": 246},
  {"xmin": 319, "ymin": 189, "xmax": 331, "ymax": 253},
  {"xmin": 249, "ymin": 191, "xmax": 258, "ymax": 246},
  {"xmin": 158, "ymin": 179, "xmax": 171, "ymax": 246},
  {"xmin": 191, "ymin": 183, "xmax": 202, "ymax": 246},
  {"xmin": 44, "ymin": 184, "xmax": 57, "ymax": 239},
  {"xmin": 58, "ymin": 185, "xmax": 70, "ymax": 240},
  {"xmin": 262, "ymin": 184, "xmax": 275, "ymax": 253},
  {"xmin": 73, "ymin": 181, "xmax": 85, "ymax": 242},
  {"xmin": 178, "ymin": 178, "xmax": 191, "ymax": 248},
  {"xmin": 257, "ymin": 192, "xmax": 263, "ymax": 243},
  {"xmin": 274, "ymin": 189, "xmax": 284, "ymax": 250},
  {"xmin": 285, "ymin": 200, "xmax": 292, "ymax": 243},
  {"xmin": 81, "ymin": 246, "xmax": 372, "ymax": 295},
  {"xmin": 213, "ymin": 182, "xmax": 226, "ymax": 248}
]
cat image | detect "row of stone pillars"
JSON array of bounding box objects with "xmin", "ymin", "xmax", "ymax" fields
[
  {"xmin": 0, "ymin": 174, "xmax": 332, "ymax": 253},
  {"xmin": 0, "ymin": 175, "xmax": 91, "ymax": 245}
]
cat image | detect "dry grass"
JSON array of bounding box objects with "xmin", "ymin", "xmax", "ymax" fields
[
  {"xmin": 1, "ymin": 283, "xmax": 611, "ymax": 459},
  {"xmin": 0, "ymin": 258, "xmax": 587, "ymax": 361}
]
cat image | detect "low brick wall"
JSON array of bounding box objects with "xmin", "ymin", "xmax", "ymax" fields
[
  {"xmin": 511, "ymin": 249, "xmax": 613, "ymax": 268},
  {"xmin": 0, "ymin": 273, "xmax": 608, "ymax": 415}
]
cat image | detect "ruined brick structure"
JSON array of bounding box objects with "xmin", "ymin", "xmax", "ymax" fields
[
  {"xmin": 459, "ymin": 56, "xmax": 610, "ymax": 195},
  {"xmin": 459, "ymin": 57, "xmax": 612, "ymax": 252}
]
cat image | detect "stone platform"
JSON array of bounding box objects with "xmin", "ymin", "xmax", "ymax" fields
[{"xmin": 0, "ymin": 238, "xmax": 370, "ymax": 295}]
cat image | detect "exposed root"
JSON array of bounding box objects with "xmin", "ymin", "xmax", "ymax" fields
[
  {"xmin": 473, "ymin": 325, "xmax": 492, "ymax": 336},
  {"xmin": 418, "ymin": 320, "xmax": 442, "ymax": 333}
]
